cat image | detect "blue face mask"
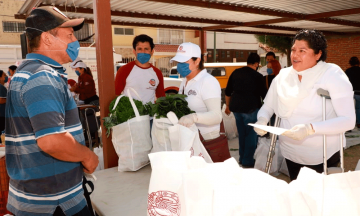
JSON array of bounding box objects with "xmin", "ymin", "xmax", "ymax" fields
[
  {"xmin": 65, "ymin": 41, "xmax": 80, "ymax": 61},
  {"xmin": 177, "ymin": 62, "xmax": 192, "ymax": 77},
  {"xmin": 137, "ymin": 53, "xmax": 151, "ymax": 64},
  {"xmin": 267, "ymin": 68, "xmax": 273, "ymax": 75},
  {"xmin": 4, "ymin": 77, "xmax": 8, "ymax": 83},
  {"xmin": 7, "ymin": 71, "xmax": 10, "ymax": 76},
  {"xmin": 75, "ymin": 70, "xmax": 81, "ymax": 76}
]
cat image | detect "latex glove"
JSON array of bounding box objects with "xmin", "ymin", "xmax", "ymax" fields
[
  {"xmin": 254, "ymin": 117, "xmax": 268, "ymax": 136},
  {"xmin": 179, "ymin": 113, "xmax": 198, "ymax": 127},
  {"xmin": 282, "ymin": 124, "xmax": 315, "ymax": 141}
]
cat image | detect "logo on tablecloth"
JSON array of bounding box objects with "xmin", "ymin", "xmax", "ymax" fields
[
  {"xmin": 188, "ymin": 90, "xmax": 197, "ymax": 96},
  {"xmin": 149, "ymin": 79, "xmax": 156, "ymax": 86},
  {"xmin": 148, "ymin": 191, "xmax": 181, "ymax": 216}
]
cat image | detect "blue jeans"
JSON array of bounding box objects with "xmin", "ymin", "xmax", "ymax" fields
[
  {"xmin": 354, "ymin": 95, "xmax": 360, "ymax": 124},
  {"xmin": 233, "ymin": 109, "xmax": 259, "ymax": 166}
]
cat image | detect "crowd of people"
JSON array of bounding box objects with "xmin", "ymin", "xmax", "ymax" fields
[{"xmin": 1, "ymin": 5, "xmax": 359, "ymax": 216}]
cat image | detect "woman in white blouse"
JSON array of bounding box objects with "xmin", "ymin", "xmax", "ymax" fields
[
  {"xmin": 254, "ymin": 30, "xmax": 355, "ymax": 180},
  {"xmin": 170, "ymin": 42, "xmax": 222, "ymax": 141}
]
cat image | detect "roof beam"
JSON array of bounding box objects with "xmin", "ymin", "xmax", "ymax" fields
[
  {"xmin": 305, "ymin": 7, "xmax": 360, "ymax": 19},
  {"xmin": 243, "ymin": 18, "xmax": 296, "ymax": 26},
  {"xmin": 24, "ymin": 4, "xmax": 343, "ymax": 35},
  {"xmin": 146, "ymin": 0, "xmax": 360, "ymax": 27}
]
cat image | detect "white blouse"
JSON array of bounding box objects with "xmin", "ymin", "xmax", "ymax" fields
[{"xmin": 258, "ymin": 62, "xmax": 355, "ymax": 165}]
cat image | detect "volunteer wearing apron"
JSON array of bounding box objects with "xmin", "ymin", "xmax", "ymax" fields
[
  {"xmin": 254, "ymin": 30, "xmax": 355, "ymax": 180},
  {"xmin": 170, "ymin": 42, "xmax": 222, "ymax": 141}
]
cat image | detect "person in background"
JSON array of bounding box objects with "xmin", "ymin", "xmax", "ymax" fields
[
  {"xmin": 70, "ymin": 58, "xmax": 99, "ymax": 106},
  {"xmin": 345, "ymin": 56, "xmax": 360, "ymax": 128},
  {"xmin": 0, "ymin": 70, "xmax": 7, "ymax": 143},
  {"xmin": 68, "ymin": 78, "xmax": 77, "ymax": 99},
  {"xmin": 5, "ymin": 65, "xmax": 17, "ymax": 89},
  {"xmin": 170, "ymin": 42, "xmax": 222, "ymax": 140},
  {"xmin": 115, "ymin": 34, "xmax": 165, "ymax": 103},
  {"xmin": 254, "ymin": 30, "xmax": 354, "ymax": 181},
  {"xmin": 258, "ymin": 51, "xmax": 276, "ymax": 76},
  {"xmin": 225, "ymin": 53, "xmax": 267, "ymax": 168},
  {"xmin": 264, "ymin": 59, "xmax": 281, "ymax": 91},
  {"xmin": 5, "ymin": 6, "xmax": 98, "ymax": 215}
]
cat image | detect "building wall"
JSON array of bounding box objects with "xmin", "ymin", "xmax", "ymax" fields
[
  {"xmin": 207, "ymin": 32, "xmax": 259, "ymax": 50},
  {"xmin": 327, "ymin": 35, "xmax": 360, "ymax": 71},
  {"xmin": 0, "ymin": 0, "xmax": 26, "ymax": 45}
]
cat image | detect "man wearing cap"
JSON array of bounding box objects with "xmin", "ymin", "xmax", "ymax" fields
[
  {"xmin": 115, "ymin": 34, "xmax": 165, "ymax": 103},
  {"xmin": 5, "ymin": 6, "xmax": 98, "ymax": 216}
]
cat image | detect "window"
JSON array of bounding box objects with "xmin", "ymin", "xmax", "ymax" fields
[
  {"xmin": 206, "ymin": 67, "xmax": 226, "ymax": 77},
  {"xmin": 240, "ymin": 51, "xmax": 244, "ymax": 57},
  {"xmin": 114, "ymin": 27, "xmax": 134, "ymax": 35},
  {"xmin": 221, "ymin": 51, "xmax": 225, "ymax": 58},
  {"xmin": 227, "ymin": 51, "xmax": 230, "ymax": 58},
  {"xmin": 158, "ymin": 29, "xmax": 184, "ymax": 45},
  {"xmin": 74, "ymin": 23, "xmax": 94, "ymax": 43},
  {"xmin": 3, "ymin": 21, "xmax": 25, "ymax": 33},
  {"xmin": 235, "ymin": 51, "xmax": 239, "ymax": 58}
]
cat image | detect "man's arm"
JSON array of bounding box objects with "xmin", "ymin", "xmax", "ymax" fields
[
  {"xmin": 37, "ymin": 132, "xmax": 98, "ymax": 173},
  {"xmin": 152, "ymin": 66, "xmax": 166, "ymax": 98},
  {"xmin": 115, "ymin": 63, "xmax": 134, "ymax": 95}
]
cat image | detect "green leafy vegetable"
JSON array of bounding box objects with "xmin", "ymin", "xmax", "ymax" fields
[
  {"xmin": 103, "ymin": 96, "xmax": 150, "ymax": 137},
  {"xmin": 149, "ymin": 94, "xmax": 195, "ymax": 119}
]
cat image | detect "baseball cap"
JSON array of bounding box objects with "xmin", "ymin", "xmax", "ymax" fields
[
  {"xmin": 170, "ymin": 42, "xmax": 201, "ymax": 63},
  {"xmin": 70, "ymin": 57, "xmax": 87, "ymax": 69},
  {"xmin": 25, "ymin": 6, "xmax": 84, "ymax": 40}
]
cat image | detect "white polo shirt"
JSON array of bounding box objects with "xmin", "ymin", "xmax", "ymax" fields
[{"xmin": 179, "ymin": 69, "xmax": 221, "ymax": 135}]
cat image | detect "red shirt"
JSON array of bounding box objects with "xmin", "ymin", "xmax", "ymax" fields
[
  {"xmin": 74, "ymin": 73, "xmax": 96, "ymax": 101},
  {"xmin": 115, "ymin": 61, "xmax": 165, "ymax": 103}
]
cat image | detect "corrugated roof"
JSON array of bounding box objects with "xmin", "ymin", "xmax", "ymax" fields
[{"xmin": 16, "ymin": 0, "xmax": 360, "ymax": 36}]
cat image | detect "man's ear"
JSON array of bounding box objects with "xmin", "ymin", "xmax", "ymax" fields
[{"xmin": 41, "ymin": 32, "xmax": 52, "ymax": 47}]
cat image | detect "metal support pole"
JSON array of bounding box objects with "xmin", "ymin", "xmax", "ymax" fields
[
  {"xmin": 213, "ymin": 31, "xmax": 216, "ymax": 62},
  {"xmin": 93, "ymin": 0, "xmax": 118, "ymax": 168},
  {"xmin": 265, "ymin": 116, "xmax": 280, "ymax": 174}
]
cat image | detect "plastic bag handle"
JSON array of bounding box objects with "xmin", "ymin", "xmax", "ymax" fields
[{"xmin": 111, "ymin": 87, "xmax": 142, "ymax": 120}]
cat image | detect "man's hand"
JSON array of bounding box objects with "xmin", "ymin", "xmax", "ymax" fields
[
  {"xmin": 282, "ymin": 124, "xmax": 315, "ymax": 141},
  {"xmin": 225, "ymin": 106, "xmax": 231, "ymax": 116},
  {"xmin": 82, "ymin": 151, "xmax": 99, "ymax": 174},
  {"xmin": 254, "ymin": 117, "xmax": 268, "ymax": 136},
  {"xmin": 179, "ymin": 113, "xmax": 198, "ymax": 127}
]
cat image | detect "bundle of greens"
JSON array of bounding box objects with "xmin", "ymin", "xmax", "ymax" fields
[
  {"xmin": 103, "ymin": 96, "xmax": 151, "ymax": 136},
  {"xmin": 150, "ymin": 94, "xmax": 194, "ymax": 119}
]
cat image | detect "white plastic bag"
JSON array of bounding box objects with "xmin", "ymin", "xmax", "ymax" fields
[
  {"xmin": 254, "ymin": 137, "xmax": 284, "ymax": 175},
  {"xmin": 222, "ymin": 104, "xmax": 238, "ymax": 139},
  {"xmin": 167, "ymin": 113, "xmax": 212, "ymax": 163},
  {"xmin": 151, "ymin": 116, "xmax": 173, "ymax": 153},
  {"xmin": 94, "ymin": 146, "xmax": 104, "ymax": 171},
  {"xmin": 148, "ymin": 151, "xmax": 190, "ymax": 216},
  {"xmin": 288, "ymin": 167, "xmax": 360, "ymax": 216},
  {"xmin": 111, "ymin": 88, "xmax": 152, "ymax": 172}
]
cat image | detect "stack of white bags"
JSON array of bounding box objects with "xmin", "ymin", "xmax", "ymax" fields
[{"xmin": 148, "ymin": 151, "xmax": 360, "ymax": 216}]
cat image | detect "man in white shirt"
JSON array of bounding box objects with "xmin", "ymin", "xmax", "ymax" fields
[{"xmin": 258, "ymin": 52, "xmax": 276, "ymax": 76}]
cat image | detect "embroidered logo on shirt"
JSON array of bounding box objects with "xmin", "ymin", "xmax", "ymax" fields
[
  {"xmin": 85, "ymin": 82, "xmax": 89, "ymax": 85},
  {"xmin": 188, "ymin": 90, "xmax": 197, "ymax": 95},
  {"xmin": 149, "ymin": 79, "xmax": 156, "ymax": 86}
]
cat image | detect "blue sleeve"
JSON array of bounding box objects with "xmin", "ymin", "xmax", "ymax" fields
[{"xmin": 22, "ymin": 70, "xmax": 67, "ymax": 139}]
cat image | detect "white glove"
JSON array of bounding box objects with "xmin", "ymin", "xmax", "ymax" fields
[
  {"xmin": 282, "ymin": 124, "xmax": 315, "ymax": 141},
  {"xmin": 254, "ymin": 117, "xmax": 268, "ymax": 136},
  {"xmin": 179, "ymin": 113, "xmax": 198, "ymax": 127}
]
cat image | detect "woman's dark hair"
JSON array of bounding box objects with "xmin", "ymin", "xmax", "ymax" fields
[
  {"xmin": 0, "ymin": 70, "xmax": 3, "ymax": 77},
  {"xmin": 191, "ymin": 55, "xmax": 204, "ymax": 70},
  {"xmin": 349, "ymin": 56, "xmax": 360, "ymax": 66},
  {"xmin": 9, "ymin": 65, "xmax": 17, "ymax": 71},
  {"xmin": 293, "ymin": 29, "xmax": 327, "ymax": 62},
  {"xmin": 132, "ymin": 34, "xmax": 155, "ymax": 50},
  {"xmin": 83, "ymin": 67, "xmax": 93, "ymax": 78}
]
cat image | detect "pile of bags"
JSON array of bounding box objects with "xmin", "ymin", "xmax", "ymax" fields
[{"xmin": 147, "ymin": 151, "xmax": 360, "ymax": 216}]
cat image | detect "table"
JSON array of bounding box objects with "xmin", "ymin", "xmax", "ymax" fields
[{"xmin": 90, "ymin": 165, "xmax": 152, "ymax": 216}]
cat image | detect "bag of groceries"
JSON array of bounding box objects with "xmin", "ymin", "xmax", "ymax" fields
[{"xmin": 109, "ymin": 88, "xmax": 152, "ymax": 172}]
